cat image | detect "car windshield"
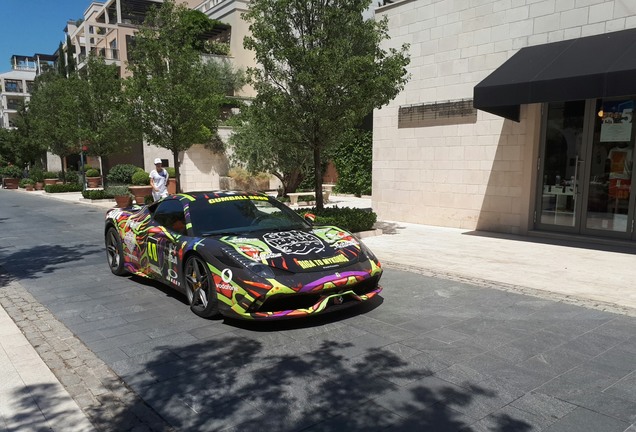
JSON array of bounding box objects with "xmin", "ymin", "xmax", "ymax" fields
[{"xmin": 189, "ymin": 195, "xmax": 310, "ymax": 237}]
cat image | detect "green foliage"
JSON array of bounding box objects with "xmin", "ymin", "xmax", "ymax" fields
[
  {"xmin": 144, "ymin": 194, "xmax": 154, "ymax": 205},
  {"xmin": 105, "ymin": 185, "xmax": 132, "ymax": 197},
  {"xmin": 332, "ymin": 129, "xmax": 372, "ymax": 196},
  {"xmin": 29, "ymin": 167, "xmax": 44, "ymax": 183},
  {"xmin": 78, "ymin": 56, "xmax": 139, "ymax": 158},
  {"xmin": 19, "ymin": 178, "xmax": 35, "ymax": 188},
  {"xmin": 29, "ymin": 72, "xmax": 82, "ymax": 173},
  {"xmin": 131, "ymin": 170, "xmax": 150, "ymax": 186},
  {"xmin": 43, "ymin": 171, "xmax": 58, "ymax": 179},
  {"xmin": 4, "ymin": 103, "xmax": 47, "ymax": 167},
  {"xmin": 85, "ymin": 168, "xmax": 100, "ymax": 177},
  {"xmin": 126, "ymin": 0, "xmax": 244, "ymax": 193},
  {"xmin": 82, "ymin": 189, "xmax": 111, "ymax": 200},
  {"xmin": 203, "ymin": 40, "xmax": 230, "ymax": 55},
  {"xmin": 44, "ymin": 183, "xmax": 83, "ymax": 193},
  {"xmin": 107, "ymin": 164, "xmax": 142, "ymax": 185},
  {"xmin": 240, "ymin": 0, "xmax": 410, "ymax": 209},
  {"xmin": 166, "ymin": 167, "xmax": 176, "ymax": 177},
  {"xmin": 229, "ymin": 106, "xmax": 310, "ymax": 195},
  {"xmin": 297, "ymin": 207, "xmax": 377, "ymax": 233},
  {"xmin": 63, "ymin": 170, "xmax": 80, "ymax": 184},
  {"xmin": 1, "ymin": 165, "xmax": 23, "ymax": 178}
]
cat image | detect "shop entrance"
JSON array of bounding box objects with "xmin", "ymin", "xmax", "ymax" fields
[{"xmin": 536, "ymin": 98, "xmax": 636, "ymax": 240}]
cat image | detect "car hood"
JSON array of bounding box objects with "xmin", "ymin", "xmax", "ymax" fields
[{"xmin": 218, "ymin": 226, "xmax": 363, "ymax": 273}]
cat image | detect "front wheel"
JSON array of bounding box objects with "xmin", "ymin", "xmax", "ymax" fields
[
  {"xmin": 183, "ymin": 255, "xmax": 220, "ymax": 318},
  {"xmin": 105, "ymin": 227, "xmax": 128, "ymax": 276}
]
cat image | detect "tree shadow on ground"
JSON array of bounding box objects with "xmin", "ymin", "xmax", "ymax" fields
[
  {"xmin": 7, "ymin": 383, "xmax": 92, "ymax": 431},
  {"xmin": 374, "ymin": 221, "xmax": 407, "ymax": 235},
  {"xmin": 89, "ymin": 335, "xmax": 533, "ymax": 432},
  {"xmin": 0, "ymin": 244, "xmax": 102, "ymax": 287}
]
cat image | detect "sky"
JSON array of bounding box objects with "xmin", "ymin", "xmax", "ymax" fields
[
  {"xmin": 0, "ymin": 0, "xmax": 95, "ymax": 71},
  {"xmin": 0, "ymin": 0, "xmax": 379, "ymax": 72}
]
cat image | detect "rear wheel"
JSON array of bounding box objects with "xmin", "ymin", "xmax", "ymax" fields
[
  {"xmin": 105, "ymin": 227, "xmax": 128, "ymax": 276},
  {"xmin": 184, "ymin": 255, "xmax": 220, "ymax": 318}
]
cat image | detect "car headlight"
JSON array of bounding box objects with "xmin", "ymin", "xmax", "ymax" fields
[
  {"xmin": 360, "ymin": 243, "xmax": 379, "ymax": 264},
  {"xmin": 221, "ymin": 247, "xmax": 276, "ymax": 279}
]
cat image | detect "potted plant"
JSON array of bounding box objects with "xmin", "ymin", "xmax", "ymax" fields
[
  {"xmin": 29, "ymin": 167, "xmax": 45, "ymax": 190},
  {"xmin": 106, "ymin": 185, "xmax": 133, "ymax": 208},
  {"xmin": 1, "ymin": 165, "xmax": 23, "ymax": 189},
  {"xmin": 19, "ymin": 178, "xmax": 35, "ymax": 191},
  {"xmin": 129, "ymin": 170, "xmax": 152, "ymax": 205},
  {"xmin": 85, "ymin": 168, "xmax": 102, "ymax": 188},
  {"xmin": 43, "ymin": 171, "xmax": 59, "ymax": 186},
  {"xmin": 166, "ymin": 167, "xmax": 177, "ymax": 194}
]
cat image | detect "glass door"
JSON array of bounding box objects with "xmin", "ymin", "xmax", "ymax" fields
[
  {"xmin": 536, "ymin": 100, "xmax": 586, "ymax": 231},
  {"xmin": 581, "ymin": 98, "xmax": 636, "ymax": 239}
]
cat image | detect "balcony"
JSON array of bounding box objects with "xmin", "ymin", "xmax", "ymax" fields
[{"xmin": 3, "ymin": 81, "xmax": 24, "ymax": 93}]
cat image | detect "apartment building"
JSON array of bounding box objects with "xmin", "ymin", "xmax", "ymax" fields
[
  {"xmin": 373, "ymin": 0, "xmax": 636, "ymax": 244},
  {"xmin": 0, "ymin": 54, "xmax": 55, "ymax": 129},
  {"xmin": 53, "ymin": 0, "xmax": 240, "ymax": 190}
]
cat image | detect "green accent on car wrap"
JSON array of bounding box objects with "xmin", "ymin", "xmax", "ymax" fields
[
  {"xmin": 263, "ymin": 279, "xmax": 296, "ymax": 296},
  {"xmin": 220, "ymin": 236, "xmax": 277, "ymax": 264},
  {"xmin": 193, "ymin": 239, "xmax": 205, "ymax": 250},
  {"xmin": 369, "ymin": 260, "xmax": 382, "ymax": 276},
  {"xmin": 179, "ymin": 194, "xmax": 197, "ymax": 201},
  {"xmin": 186, "ymin": 223, "xmax": 192, "ymax": 229},
  {"xmin": 312, "ymin": 226, "xmax": 360, "ymax": 248}
]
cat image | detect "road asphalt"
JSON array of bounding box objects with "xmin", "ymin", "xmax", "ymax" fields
[{"xmin": 1, "ymin": 188, "xmax": 635, "ymax": 431}]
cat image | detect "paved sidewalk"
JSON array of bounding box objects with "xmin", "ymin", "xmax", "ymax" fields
[{"xmin": 0, "ymin": 295, "xmax": 95, "ymax": 432}]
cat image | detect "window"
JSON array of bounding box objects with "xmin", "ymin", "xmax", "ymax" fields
[{"xmin": 152, "ymin": 199, "xmax": 187, "ymax": 235}]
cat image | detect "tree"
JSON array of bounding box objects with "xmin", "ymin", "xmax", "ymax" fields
[
  {"xmin": 331, "ymin": 129, "xmax": 372, "ymax": 196},
  {"xmin": 240, "ymin": 0, "xmax": 410, "ymax": 209},
  {"xmin": 78, "ymin": 55, "xmax": 140, "ymax": 170},
  {"xmin": 9, "ymin": 102, "xmax": 48, "ymax": 168},
  {"xmin": 229, "ymin": 100, "xmax": 311, "ymax": 195},
  {"xmin": 126, "ymin": 0, "xmax": 244, "ymax": 192},
  {"xmin": 57, "ymin": 42, "xmax": 67, "ymax": 77},
  {"xmin": 28, "ymin": 72, "xmax": 82, "ymax": 181},
  {"xmin": 66, "ymin": 35, "xmax": 76, "ymax": 75}
]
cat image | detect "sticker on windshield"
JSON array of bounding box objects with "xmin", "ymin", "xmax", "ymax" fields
[{"xmin": 263, "ymin": 230, "xmax": 325, "ymax": 256}]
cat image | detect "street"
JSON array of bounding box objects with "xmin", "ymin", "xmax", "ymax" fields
[{"xmin": 1, "ymin": 189, "xmax": 635, "ymax": 432}]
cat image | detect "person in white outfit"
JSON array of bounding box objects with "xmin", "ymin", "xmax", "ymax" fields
[{"xmin": 149, "ymin": 158, "xmax": 169, "ymax": 201}]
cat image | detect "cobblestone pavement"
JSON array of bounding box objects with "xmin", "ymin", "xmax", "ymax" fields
[
  {"xmin": 1, "ymin": 189, "xmax": 636, "ymax": 431},
  {"xmin": 0, "ymin": 277, "xmax": 173, "ymax": 432}
]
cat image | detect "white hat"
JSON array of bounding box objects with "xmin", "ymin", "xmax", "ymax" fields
[{"xmin": 154, "ymin": 158, "xmax": 162, "ymax": 164}]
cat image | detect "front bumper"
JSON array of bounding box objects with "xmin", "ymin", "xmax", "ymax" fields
[{"xmin": 227, "ymin": 285, "xmax": 382, "ymax": 320}]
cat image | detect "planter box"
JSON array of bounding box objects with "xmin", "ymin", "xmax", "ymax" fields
[
  {"xmin": 129, "ymin": 185, "xmax": 153, "ymax": 205},
  {"xmin": 86, "ymin": 176, "xmax": 102, "ymax": 188},
  {"xmin": 3, "ymin": 178, "xmax": 19, "ymax": 189},
  {"xmin": 44, "ymin": 179, "xmax": 58, "ymax": 186}
]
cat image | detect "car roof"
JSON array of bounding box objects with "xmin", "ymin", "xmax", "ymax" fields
[{"xmin": 175, "ymin": 191, "xmax": 269, "ymax": 201}]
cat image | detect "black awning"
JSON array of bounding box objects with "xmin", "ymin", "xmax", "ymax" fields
[{"xmin": 474, "ymin": 28, "xmax": 636, "ymax": 121}]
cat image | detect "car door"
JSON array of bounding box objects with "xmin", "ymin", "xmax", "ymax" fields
[{"xmin": 146, "ymin": 199, "xmax": 189, "ymax": 287}]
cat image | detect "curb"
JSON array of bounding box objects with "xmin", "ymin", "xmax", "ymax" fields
[{"xmin": 382, "ymin": 260, "xmax": 636, "ymax": 318}]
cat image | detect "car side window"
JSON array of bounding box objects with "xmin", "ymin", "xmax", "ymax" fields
[{"xmin": 152, "ymin": 199, "xmax": 187, "ymax": 235}]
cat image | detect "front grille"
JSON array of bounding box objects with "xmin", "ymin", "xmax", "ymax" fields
[{"xmin": 258, "ymin": 293, "xmax": 321, "ymax": 312}]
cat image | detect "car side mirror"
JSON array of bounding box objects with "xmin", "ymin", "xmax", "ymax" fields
[{"xmin": 304, "ymin": 213, "xmax": 316, "ymax": 224}]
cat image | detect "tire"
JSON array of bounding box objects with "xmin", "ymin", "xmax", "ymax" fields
[
  {"xmin": 105, "ymin": 227, "xmax": 128, "ymax": 276},
  {"xmin": 183, "ymin": 255, "xmax": 220, "ymax": 318}
]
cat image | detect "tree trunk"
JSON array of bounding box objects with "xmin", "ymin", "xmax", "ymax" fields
[
  {"xmin": 173, "ymin": 151, "xmax": 180, "ymax": 193},
  {"xmin": 313, "ymin": 145, "xmax": 323, "ymax": 210},
  {"xmin": 60, "ymin": 156, "xmax": 66, "ymax": 184}
]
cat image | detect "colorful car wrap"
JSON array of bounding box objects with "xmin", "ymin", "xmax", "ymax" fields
[{"xmin": 105, "ymin": 192, "xmax": 383, "ymax": 320}]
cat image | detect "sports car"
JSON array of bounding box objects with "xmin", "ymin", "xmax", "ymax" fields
[{"xmin": 104, "ymin": 191, "xmax": 383, "ymax": 320}]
